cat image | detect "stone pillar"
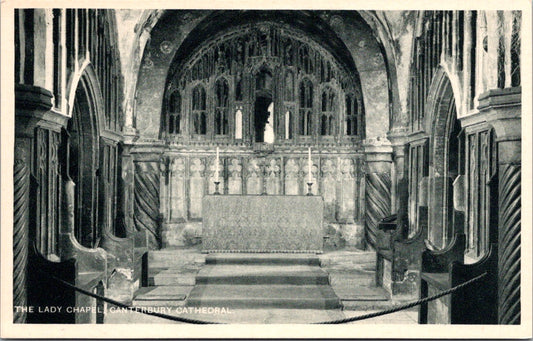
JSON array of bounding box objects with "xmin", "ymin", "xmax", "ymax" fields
[
  {"xmin": 364, "ymin": 141, "xmax": 393, "ymax": 247},
  {"xmin": 14, "ymin": 84, "xmax": 54, "ymax": 323},
  {"xmin": 13, "ymin": 140, "xmax": 31, "ymax": 323},
  {"xmin": 133, "ymin": 160, "xmax": 161, "ymax": 249},
  {"xmin": 388, "ymin": 131, "xmax": 409, "ymax": 216},
  {"xmin": 121, "ymin": 134, "xmax": 138, "ymax": 237},
  {"xmin": 159, "ymin": 157, "xmax": 169, "ymax": 222},
  {"xmin": 481, "ymin": 87, "xmax": 521, "ymax": 325}
]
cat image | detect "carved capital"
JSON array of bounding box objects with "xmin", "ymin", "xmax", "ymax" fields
[
  {"xmin": 387, "ymin": 127, "xmax": 409, "ymax": 147},
  {"xmin": 15, "ymin": 84, "xmax": 69, "ymax": 137},
  {"xmin": 364, "ymin": 139, "xmax": 393, "ymax": 166},
  {"xmin": 478, "ymin": 87, "xmax": 521, "ymax": 143}
]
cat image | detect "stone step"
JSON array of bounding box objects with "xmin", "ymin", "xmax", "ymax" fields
[
  {"xmin": 133, "ymin": 299, "xmax": 187, "ymax": 307},
  {"xmin": 186, "ymin": 284, "xmax": 341, "ymax": 309},
  {"xmin": 329, "ymin": 271, "xmax": 376, "ymax": 287},
  {"xmin": 133, "ymin": 285, "xmax": 193, "ymax": 307},
  {"xmin": 205, "ymin": 253, "xmax": 321, "ymax": 266},
  {"xmin": 149, "ymin": 268, "xmax": 197, "ymax": 286},
  {"xmin": 148, "ymin": 249, "xmax": 206, "ymax": 269},
  {"xmin": 195, "ymin": 265, "xmax": 330, "ymax": 285},
  {"xmin": 319, "ymin": 251, "xmax": 377, "ymax": 271}
]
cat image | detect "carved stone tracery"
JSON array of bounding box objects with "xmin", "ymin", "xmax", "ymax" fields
[{"xmin": 163, "ymin": 22, "xmax": 364, "ymax": 142}]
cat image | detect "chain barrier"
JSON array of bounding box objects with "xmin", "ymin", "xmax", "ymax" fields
[
  {"xmin": 47, "ymin": 273, "xmax": 221, "ymax": 324},
  {"xmin": 45, "ymin": 271, "xmax": 487, "ymax": 325},
  {"xmin": 315, "ymin": 272, "xmax": 488, "ymax": 324}
]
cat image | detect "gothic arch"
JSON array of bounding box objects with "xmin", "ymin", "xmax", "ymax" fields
[
  {"xmin": 67, "ymin": 66, "xmax": 105, "ymax": 248},
  {"xmin": 131, "ymin": 10, "xmax": 391, "ymax": 140},
  {"xmin": 160, "ymin": 20, "xmax": 363, "ymax": 144},
  {"xmin": 425, "ymin": 68, "xmax": 462, "ymax": 248},
  {"xmin": 357, "ymin": 11, "xmax": 402, "ymax": 130},
  {"xmin": 67, "ymin": 62, "xmax": 105, "ymax": 129}
]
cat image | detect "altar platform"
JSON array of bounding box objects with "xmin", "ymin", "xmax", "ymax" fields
[{"xmin": 202, "ymin": 195, "xmax": 324, "ymax": 253}]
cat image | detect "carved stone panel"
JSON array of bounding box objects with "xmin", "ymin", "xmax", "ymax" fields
[
  {"xmin": 189, "ymin": 158, "xmax": 205, "ymax": 219},
  {"xmin": 321, "ymin": 158, "xmax": 337, "ymax": 220},
  {"xmin": 284, "ymin": 158, "xmax": 300, "ymax": 195},
  {"xmin": 339, "ymin": 158, "xmax": 356, "ymax": 222},
  {"xmin": 156, "ymin": 148, "xmax": 364, "ymax": 231},
  {"xmin": 465, "ymin": 128, "xmax": 494, "ymax": 260},
  {"xmin": 265, "ymin": 158, "xmax": 281, "ymax": 195},
  {"xmin": 34, "ymin": 128, "xmax": 60, "ymax": 256},
  {"xmin": 169, "ymin": 157, "xmax": 186, "ymax": 221},
  {"xmin": 245, "ymin": 158, "xmax": 262, "ymax": 194},
  {"xmin": 228, "ymin": 158, "xmax": 242, "ymax": 194}
]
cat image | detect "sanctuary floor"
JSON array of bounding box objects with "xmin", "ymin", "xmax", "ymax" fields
[{"xmin": 105, "ymin": 248, "xmax": 417, "ymax": 324}]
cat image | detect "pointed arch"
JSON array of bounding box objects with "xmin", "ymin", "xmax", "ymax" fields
[
  {"xmin": 67, "ymin": 67, "xmax": 104, "ymax": 248},
  {"xmin": 191, "ymin": 84, "xmax": 207, "ymax": 135},
  {"xmin": 299, "ymin": 77, "xmax": 314, "ymax": 136},
  {"xmin": 425, "ymin": 68, "xmax": 463, "ymax": 249},
  {"xmin": 215, "ymin": 77, "xmax": 229, "ymax": 135}
]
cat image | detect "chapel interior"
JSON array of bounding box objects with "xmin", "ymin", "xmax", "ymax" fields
[{"xmin": 12, "ymin": 9, "xmax": 522, "ymax": 325}]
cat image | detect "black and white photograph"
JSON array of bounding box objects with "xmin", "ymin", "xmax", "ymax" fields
[{"xmin": 1, "ymin": 0, "xmax": 531, "ymax": 338}]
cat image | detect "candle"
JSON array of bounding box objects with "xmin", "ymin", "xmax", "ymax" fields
[
  {"xmin": 215, "ymin": 147, "xmax": 219, "ymax": 182},
  {"xmin": 308, "ymin": 147, "xmax": 312, "ymax": 183}
]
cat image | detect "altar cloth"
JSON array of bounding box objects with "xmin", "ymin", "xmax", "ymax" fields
[{"xmin": 202, "ymin": 195, "xmax": 323, "ymax": 253}]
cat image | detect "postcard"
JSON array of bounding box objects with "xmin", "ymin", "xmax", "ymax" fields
[{"xmin": 1, "ymin": 0, "xmax": 531, "ymax": 338}]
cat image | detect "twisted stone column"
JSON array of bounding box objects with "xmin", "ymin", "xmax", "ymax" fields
[
  {"xmin": 482, "ymin": 87, "xmax": 521, "ymax": 325},
  {"xmin": 134, "ymin": 161, "xmax": 161, "ymax": 249},
  {"xmin": 364, "ymin": 143, "xmax": 393, "ymax": 247},
  {"xmin": 497, "ymin": 163, "xmax": 520, "ymax": 324},
  {"xmin": 13, "ymin": 142, "xmax": 30, "ymax": 323},
  {"xmin": 13, "ymin": 84, "xmax": 54, "ymax": 323}
]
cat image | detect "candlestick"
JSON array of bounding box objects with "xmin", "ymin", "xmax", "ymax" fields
[
  {"xmin": 307, "ymin": 147, "xmax": 312, "ymax": 183},
  {"xmin": 215, "ymin": 147, "xmax": 219, "ymax": 182}
]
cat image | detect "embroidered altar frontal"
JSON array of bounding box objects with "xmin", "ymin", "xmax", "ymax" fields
[{"xmin": 202, "ymin": 195, "xmax": 324, "ymax": 253}]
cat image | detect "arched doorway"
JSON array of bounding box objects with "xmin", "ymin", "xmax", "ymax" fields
[
  {"xmin": 428, "ymin": 72, "xmax": 464, "ymax": 249},
  {"xmin": 67, "ymin": 75, "xmax": 101, "ymax": 248}
]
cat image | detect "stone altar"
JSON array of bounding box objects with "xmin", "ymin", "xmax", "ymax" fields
[{"xmin": 202, "ymin": 195, "xmax": 324, "ymax": 253}]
